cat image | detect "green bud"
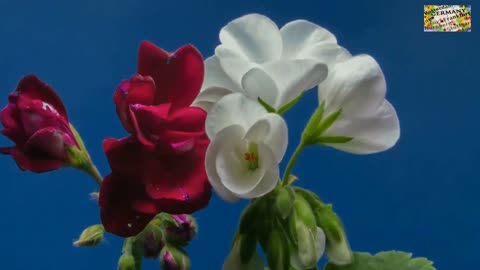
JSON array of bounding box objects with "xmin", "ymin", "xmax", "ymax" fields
[
  {"xmin": 160, "ymin": 244, "xmax": 190, "ymax": 270},
  {"xmin": 275, "ymin": 187, "xmax": 294, "ymax": 219},
  {"xmin": 260, "ymin": 219, "xmax": 290, "ymax": 270},
  {"xmin": 237, "ymin": 233, "xmax": 257, "ymax": 264},
  {"xmin": 73, "ymin": 224, "xmax": 104, "ymax": 247},
  {"xmin": 293, "ymin": 194, "xmax": 317, "ymax": 229},
  {"xmin": 118, "ymin": 253, "xmax": 136, "ymax": 270},
  {"xmin": 239, "ymin": 200, "xmax": 262, "ymax": 234},
  {"xmin": 294, "ymin": 188, "xmax": 353, "ymax": 265}
]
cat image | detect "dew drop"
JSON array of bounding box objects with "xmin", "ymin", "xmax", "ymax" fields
[{"xmin": 127, "ymin": 223, "xmax": 132, "ymax": 228}]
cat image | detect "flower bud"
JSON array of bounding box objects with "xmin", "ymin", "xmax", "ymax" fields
[
  {"xmin": 223, "ymin": 234, "xmax": 264, "ymax": 270},
  {"xmin": 142, "ymin": 225, "xmax": 164, "ymax": 259},
  {"xmin": 160, "ymin": 245, "xmax": 190, "ymax": 270},
  {"xmin": 261, "ymin": 220, "xmax": 290, "ymax": 270},
  {"xmin": 73, "ymin": 224, "xmax": 104, "ymax": 247},
  {"xmin": 275, "ymin": 186, "xmax": 294, "ymax": 219},
  {"xmin": 164, "ymin": 214, "xmax": 197, "ymax": 246},
  {"xmin": 118, "ymin": 253, "xmax": 136, "ymax": 270},
  {"xmin": 294, "ymin": 187, "xmax": 353, "ymax": 265}
]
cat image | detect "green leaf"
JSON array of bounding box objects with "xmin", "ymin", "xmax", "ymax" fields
[
  {"xmin": 314, "ymin": 136, "xmax": 353, "ymax": 144},
  {"xmin": 258, "ymin": 97, "xmax": 276, "ymax": 113},
  {"xmin": 323, "ymin": 251, "xmax": 436, "ymax": 270},
  {"xmin": 278, "ymin": 92, "xmax": 305, "ymax": 115}
]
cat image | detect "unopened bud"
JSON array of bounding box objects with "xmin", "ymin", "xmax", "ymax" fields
[
  {"xmin": 275, "ymin": 187, "xmax": 294, "ymax": 219},
  {"xmin": 164, "ymin": 214, "xmax": 197, "ymax": 246},
  {"xmin": 142, "ymin": 225, "xmax": 164, "ymax": 259},
  {"xmin": 73, "ymin": 224, "xmax": 104, "ymax": 247},
  {"xmin": 160, "ymin": 245, "xmax": 190, "ymax": 270},
  {"xmin": 118, "ymin": 253, "xmax": 136, "ymax": 270}
]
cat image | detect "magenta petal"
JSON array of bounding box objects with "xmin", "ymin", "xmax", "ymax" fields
[
  {"xmin": 24, "ymin": 127, "xmax": 68, "ymax": 160},
  {"xmin": 15, "ymin": 75, "xmax": 69, "ymax": 120},
  {"xmin": 167, "ymin": 106, "xmax": 207, "ymax": 134},
  {"xmin": 137, "ymin": 41, "xmax": 204, "ymax": 110},
  {"xmin": 103, "ymin": 137, "xmax": 146, "ymax": 174},
  {"xmin": 99, "ymin": 174, "xmax": 155, "ymax": 237},
  {"xmin": 3, "ymin": 146, "xmax": 63, "ymax": 172},
  {"xmin": 113, "ymin": 74, "xmax": 156, "ymax": 133},
  {"xmin": 129, "ymin": 103, "xmax": 172, "ymax": 149}
]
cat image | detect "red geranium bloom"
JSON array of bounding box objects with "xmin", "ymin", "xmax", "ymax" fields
[
  {"xmin": 99, "ymin": 41, "xmax": 211, "ymax": 237},
  {"xmin": 0, "ymin": 75, "xmax": 78, "ymax": 172}
]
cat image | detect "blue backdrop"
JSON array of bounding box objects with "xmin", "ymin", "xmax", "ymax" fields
[{"xmin": 0, "ymin": 0, "xmax": 478, "ymax": 269}]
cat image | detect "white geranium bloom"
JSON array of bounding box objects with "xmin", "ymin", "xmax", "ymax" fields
[
  {"xmin": 317, "ymin": 54, "xmax": 400, "ymax": 154},
  {"xmin": 193, "ymin": 14, "xmax": 351, "ymax": 111},
  {"xmin": 205, "ymin": 93, "xmax": 287, "ymax": 202}
]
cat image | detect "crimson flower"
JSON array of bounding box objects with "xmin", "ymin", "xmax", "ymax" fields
[
  {"xmin": 99, "ymin": 41, "xmax": 211, "ymax": 237},
  {"xmin": 0, "ymin": 75, "xmax": 78, "ymax": 172}
]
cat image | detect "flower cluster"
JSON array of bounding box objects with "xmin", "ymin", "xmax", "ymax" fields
[
  {"xmin": 99, "ymin": 41, "xmax": 211, "ymax": 237},
  {"xmin": 0, "ymin": 13, "xmax": 410, "ymax": 270}
]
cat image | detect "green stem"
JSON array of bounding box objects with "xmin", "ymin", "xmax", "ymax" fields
[
  {"xmin": 85, "ymin": 161, "xmax": 103, "ymax": 186},
  {"xmin": 281, "ymin": 141, "xmax": 306, "ymax": 185}
]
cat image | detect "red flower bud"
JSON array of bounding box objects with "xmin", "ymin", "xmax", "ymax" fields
[{"xmin": 0, "ymin": 75, "xmax": 79, "ymax": 172}]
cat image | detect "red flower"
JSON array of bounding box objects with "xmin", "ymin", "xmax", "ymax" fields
[
  {"xmin": 0, "ymin": 75, "xmax": 78, "ymax": 172},
  {"xmin": 99, "ymin": 42, "xmax": 211, "ymax": 237},
  {"xmin": 113, "ymin": 41, "xmax": 206, "ymax": 152}
]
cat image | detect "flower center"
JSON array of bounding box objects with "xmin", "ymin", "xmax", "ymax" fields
[{"xmin": 244, "ymin": 143, "xmax": 259, "ymax": 171}]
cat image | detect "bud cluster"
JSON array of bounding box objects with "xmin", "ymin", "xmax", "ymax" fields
[{"xmin": 225, "ymin": 185, "xmax": 353, "ymax": 270}]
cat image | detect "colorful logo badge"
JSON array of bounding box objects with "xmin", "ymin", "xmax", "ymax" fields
[{"xmin": 424, "ymin": 5, "xmax": 471, "ymax": 32}]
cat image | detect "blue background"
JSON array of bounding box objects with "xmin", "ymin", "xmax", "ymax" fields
[{"xmin": 0, "ymin": 0, "xmax": 478, "ymax": 269}]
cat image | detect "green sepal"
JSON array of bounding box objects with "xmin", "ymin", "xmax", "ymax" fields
[
  {"xmin": 302, "ymin": 101, "xmax": 326, "ymax": 142},
  {"xmin": 293, "ymin": 193, "xmax": 317, "ymax": 229},
  {"xmin": 258, "ymin": 97, "xmax": 276, "ymax": 113},
  {"xmin": 238, "ymin": 233, "xmax": 257, "ymax": 264},
  {"xmin": 160, "ymin": 244, "xmax": 190, "ymax": 270},
  {"xmin": 323, "ymin": 251, "xmax": 436, "ymax": 270},
  {"xmin": 154, "ymin": 213, "xmax": 178, "ymax": 229},
  {"xmin": 239, "ymin": 199, "xmax": 262, "ymax": 234},
  {"xmin": 314, "ymin": 136, "xmax": 353, "ymax": 144},
  {"xmin": 278, "ymin": 92, "xmax": 305, "ymax": 115},
  {"xmin": 69, "ymin": 123, "xmax": 89, "ymax": 156},
  {"xmin": 313, "ymin": 109, "xmax": 342, "ymax": 136}
]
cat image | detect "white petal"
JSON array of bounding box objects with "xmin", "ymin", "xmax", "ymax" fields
[
  {"xmin": 206, "ymin": 93, "xmax": 267, "ymax": 140},
  {"xmin": 324, "ymin": 100, "xmax": 400, "ymax": 154},
  {"xmin": 205, "ymin": 125, "xmax": 244, "ymax": 202},
  {"xmin": 215, "ymin": 46, "xmax": 259, "ymax": 93},
  {"xmin": 241, "ymin": 67, "xmax": 279, "ymax": 108},
  {"xmin": 241, "ymin": 60, "xmax": 327, "ymax": 109},
  {"xmin": 192, "ymin": 87, "xmax": 233, "ymax": 112},
  {"xmin": 219, "ymin": 13, "xmax": 282, "ymax": 63},
  {"xmin": 241, "ymin": 166, "xmax": 279, "ymax": 198},
  {"xmin": 262, "ymin": 59, "xmax": 328, "ymax": 108},
  {"xmin": 244, "ymin": 114, "xmax": 288, "ymax": 162},
  {"xmin": 314, "ymin": 227, "xmax": 327, "ymax": 260},
  {"xmin": 318, "ymin": 54, "xmax": 386, "ymax": 117},
  {"xmin": 297, "ymin": 43, "xmax": 352, "ymax": 67},
  {"xmin": 280, "ymin": 20, "xmax": 337, "ymax": 59},
  {"xmin": 201, "ymin": 56, "xmax": 242, "ymax": 92},
  {"xmin": 216, "ymin": 138, "xmax": 266, "ymax": 195}
]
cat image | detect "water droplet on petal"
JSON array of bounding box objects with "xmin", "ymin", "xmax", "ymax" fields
[{"xmin": 127, "ymin": 223, "xmax": 132, "ymax": 228}]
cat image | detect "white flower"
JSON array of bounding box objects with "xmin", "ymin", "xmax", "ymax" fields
[
  {"xmin": 193, "ymin": 14, "xmax": 351, "ymax": 111},
  {"xmin": 290, "ymin": 227, "xmax": 326, "ymax": 269},
  {"xmin": 316, "ymin": 54, "xmax": 400, "ymax": 154},
  {"xmin": 222, "ymin": 237, "xmax": 264, "ymax": 270},
  {"xmin": 205, "ymin": 93, "xmax": 288, "ymax": 202}
]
